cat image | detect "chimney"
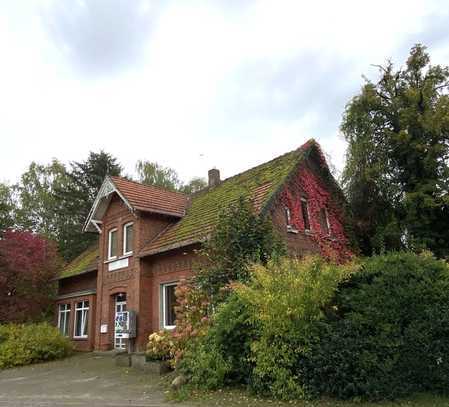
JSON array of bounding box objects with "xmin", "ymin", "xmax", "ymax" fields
[{"xmin": 208, "ymin": 168, "xmax": 220, "ymax": 188}]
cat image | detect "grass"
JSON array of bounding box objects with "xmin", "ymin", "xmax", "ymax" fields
[{"xmin": 167, "ymin": 384, "xmax": 449, "ymax": 407}]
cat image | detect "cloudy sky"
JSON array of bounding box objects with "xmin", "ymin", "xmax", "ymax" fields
[{"xmin": 1, "ymin": 0, "xmax": 449, "ymax": 185}]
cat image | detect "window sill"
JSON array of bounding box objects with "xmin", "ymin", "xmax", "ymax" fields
[
  {"xmin": 287, "ymin": 226, "xmax": 299, "ymax": 234},
  {"xmin": 104, "ymin": 253, "xmax": 132, "ymax": 264},
  {"xmin": 73, "ymin": 336, "xmax": 88, "ymax": 340},
  {"xmin": 163, "ymin": 325, "xmax": 176, "ymax": 331}
]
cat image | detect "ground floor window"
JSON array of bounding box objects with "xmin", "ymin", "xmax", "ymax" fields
[
  {"xmin": 58, "ymin": 303, "xmax": 70, "ymax": 336},
  {"xmin": 74, "ymin": 300, "xmax": 89, "ymax": 338},
  {"xmin": 161, "ymin": 282, "xmax": 177, "ymax": 329}
]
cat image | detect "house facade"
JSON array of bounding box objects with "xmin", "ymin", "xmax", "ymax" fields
[{"xmin": 55, "ymin": 140, "xmax": 352, "ymax": 352}]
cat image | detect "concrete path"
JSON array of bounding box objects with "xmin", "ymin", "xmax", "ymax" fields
[{"xmin": 0, "ymin": 352, "xmax": 179, "ymax": 406}]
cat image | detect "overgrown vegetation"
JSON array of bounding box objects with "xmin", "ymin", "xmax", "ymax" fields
[
  {"xmin": 0, "ymin": 323, "xmax": 72, "ymax": 369},
  {"xmin": 171, "ymin": 252, "xmax": 449, "ymax": 401},
  {"xmin": 342, "ymin": 44, "xmax": 449, "ymax": 257}
]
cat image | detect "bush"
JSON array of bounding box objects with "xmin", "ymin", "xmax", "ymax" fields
[
  {"xmin": 146, "ymin": 330, "xmax": 175, "ymax": 362},
  {"xmin": 236, "ymin": 257, "xmax": 354, "ymax": 400},
  {"xmin": 301, "ymin": 252, "xmax": 449, "ymax": 400},
  {"xmin": 0, "ymin": 323, "xmax": 72, "ymax": 369},
  {"xmin": 178, "ymin": 293, "xmax": 255, "ymax": 389}
]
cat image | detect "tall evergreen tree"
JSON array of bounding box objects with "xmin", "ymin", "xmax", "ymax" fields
[
  {"xmin": 342, "ymin": 44, "xmax": 449, "ymax": 257},
  {"xmin": 54, "ymin": 151, "xmax": 122, "ymax": 261}
]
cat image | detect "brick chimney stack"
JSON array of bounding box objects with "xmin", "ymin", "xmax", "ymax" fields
[{"xmin": 208, "ymin": 168, "xmax": 220, "ymax": 188}]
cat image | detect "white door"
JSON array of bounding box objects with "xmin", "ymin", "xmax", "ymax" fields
[{"xmin": 114, "ymin": 294, "xmax": 127, "ymax": 350}]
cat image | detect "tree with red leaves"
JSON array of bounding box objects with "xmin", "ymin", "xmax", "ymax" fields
[{"xmin": 0, "ymin": 230, "xmax": 61, "ymax": 323}]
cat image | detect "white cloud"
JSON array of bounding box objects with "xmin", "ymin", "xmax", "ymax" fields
[{"xmin": 0, "ymin": 0, "xmax": 448, "ymax": 185}]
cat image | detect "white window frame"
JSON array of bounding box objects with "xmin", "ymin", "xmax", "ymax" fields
[
  {"xmin": 301, "ymin": 198, "xmax": 311, "ymax": 232},
  {"xmin": 57, "ymin": 303, "xmax": 70, "ymax": 337},
  {"xmin": 285, "ymin": 206, "xmax": 298, "ymax": 234},
  {"xmin": 322, "ymin": 207, "xmax": 331, "ymax": 236},
  {"xmin": 123, "ymin": 222, "xmax": 134, "ymax": 256},
  {"xmin": 108, "ymin": 228, "xmax": 118, "ymax": 260},
  {"xmin": 161, "ymin": 282, "xmax": 178, "ymax": 330},
  {"xmin": 74, "ymin": 301, "xmax": 89, "ymax": 339}
]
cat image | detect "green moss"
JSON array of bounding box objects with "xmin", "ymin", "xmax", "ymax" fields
[
  {"xmin": 59, "ymin": 246, "xmax": 98, "ymax": 279},
  {"xmin": 149, "ymin": 144, "xmax": 312, "ymax": 251}
]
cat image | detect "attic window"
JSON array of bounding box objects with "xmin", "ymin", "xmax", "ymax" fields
[
  {"xmin": 301, "ymin": 198, "xmax": 311, "ymax": 231},
  {"xmin": 123, "ymin": 222, "xmax": 133, "ymax": 255},
  {"xmin": 285, "ymin": 206, "xmax": 298, "ymax": 234}
]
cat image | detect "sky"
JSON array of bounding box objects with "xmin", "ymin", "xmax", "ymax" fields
[{"xmin": 1, "ymin": 0, "xmax": 449, "ymax": 185}]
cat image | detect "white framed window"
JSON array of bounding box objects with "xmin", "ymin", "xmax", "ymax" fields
[
  {"xmin": 301, "ymin": 198, "xmax": 311, "ymax": 231},
  {"xmin": 161, "ymin": 282, "xmax": 177, "ymax": 330},
  {"xmin": 57, "ymin": 303, "xmax": 70, "ymax": 337},
  {"xmin": 108, "ymin": 228, "xmax": 118, "ymax": 260},
  {"xmin": 285, "ymin": 206, "xmax": 298, "ymax": 233},
  {"xmin": 74, "ymin": 301, "xmax": 89, "ymax": 338},
  {"xmin": 123, "ymin": 222, "xmax": 133, "ymax": 255}
]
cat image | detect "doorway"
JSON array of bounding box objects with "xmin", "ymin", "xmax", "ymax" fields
[{"xmin": 114, "ymin": 293, "xmax": 127, "ymax": 350}]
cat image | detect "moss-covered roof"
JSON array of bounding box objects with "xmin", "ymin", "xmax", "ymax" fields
[
  {"xmin": 58, "ymin": 245, "xmax": 99, "ymax": 280},
  {"xmin": 139, "ymin": 140, "xmax": 317, "ymax": 256}
]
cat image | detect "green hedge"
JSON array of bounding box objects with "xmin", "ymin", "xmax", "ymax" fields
[
  {"xmin": 179, "ymin": 252, "xmax": 449, "ymax": 401},
  {"xmin": 0, "ymin": 323, "xmax": 73, "ymax": 369},
  {"xmin": 301, "ymin": 252, "xmax": 449, "ymax": 400}
]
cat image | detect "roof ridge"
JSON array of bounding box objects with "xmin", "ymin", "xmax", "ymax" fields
[{"xmin": 110, "ymin": 175, "xmax": 188, "ymax": 197}]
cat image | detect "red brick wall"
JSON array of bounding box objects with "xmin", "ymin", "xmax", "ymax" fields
[{"xmin": 55, "ymin": 294, "xmax": 96, "ymax": 351}]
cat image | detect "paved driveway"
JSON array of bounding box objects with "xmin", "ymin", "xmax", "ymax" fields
[{"xmin": 0, "ymin": 352, "xmax": 179, "ymax": 407}]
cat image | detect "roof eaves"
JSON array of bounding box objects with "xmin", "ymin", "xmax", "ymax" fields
[{"xmin": 138, "ymin": 235, "xmax": 208, "ymax": 258}]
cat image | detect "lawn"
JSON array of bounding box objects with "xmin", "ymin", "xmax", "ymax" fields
[{"xmin": 169, "ymin": 386, "xmax": 449, "ymax": 407}]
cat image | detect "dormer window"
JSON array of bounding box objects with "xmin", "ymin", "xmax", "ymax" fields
[
  {"xmin": 108, "ymin": 228, "xmax": 118, "ymax": 260},
  {"xmin": 301, "ymin": 198, "xmax": 311, "ymax": 231},
  {"xmin": 123, "ymin": 222, "xmax": 133, "ymax": 255}
]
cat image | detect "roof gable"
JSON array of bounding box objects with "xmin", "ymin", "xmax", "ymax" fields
[
  {"xmin": 84, "ymin": 176, "xmax": 189, "ymax": 232},
  {"xmin": 139, "ymin": 140, "xmax": 325, "ymax": 256}
]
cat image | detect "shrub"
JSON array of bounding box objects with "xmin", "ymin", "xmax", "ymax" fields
[
  {"xmin": 146, "ymin": 330, "xmax": 175, "ymax": 362},
  {"xmin": 0, "ymin": 323, "xmax": 72, "ymax": 369},
  {"xmin": 235, "ymin": 257, "xmax": 355, "ymax": 400},
  {"xmin": 301, "ymin": 252, "xmax": 449, "ymax": 400},
  {"xmin": 178, "ymin": 292, "xmax": 256, "ymax": 389}
]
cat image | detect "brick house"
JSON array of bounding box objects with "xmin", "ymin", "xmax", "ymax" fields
[{"xmin": 55, "ymin": 140, "xmax": 351, "ymax": 351}]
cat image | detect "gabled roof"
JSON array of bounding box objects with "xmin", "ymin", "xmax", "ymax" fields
[
  {"xmin": 57, "ymin": 245, "xmax": 99, "ymax": 280},
  {"xmin": 84, "ymin": 176, "xmax": 189, "ymax": 232},
  {"xmin": 139, "ymin": 139, "xmax": 321, "ymax": 257}
]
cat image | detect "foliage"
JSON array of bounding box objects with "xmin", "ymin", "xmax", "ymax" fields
[
  {"xmin": 178, "ymin": 293, "xmax": 255, "ymax": 389},
  {"xmin": 136, "ymin": 160, "xmax": 182, "ymax": 191},
  {"xmin": 146, "ymin": 330, "xmax": 175, "ymax": 361},
  {"xmin": 0, "ymin": 230, "xmax": 61, "ymax": 323},
  {"xmin": 0, "ymin": 182, "xmax": 14, "ymax": 233},
  {"xmin": 236, "ymin": 257, "xmax": 355, "ymax": 400},
  {"xmin": 180, "ymin": 177, "xmax": 207, "ymax": 194},
  {"xmin": 53, "ymin": 151, "xmax": 122, "ymax": 261},
  {"xmin": 14, "ymin": 160, "xmax": 71, "ymax": 239},
  {"xmin": 342, "ymin": 44, "xmax": 449, "ymax": 257},
  {"xmin": 195, "ymin": 196, "xmax": 286, "ymax": 302},
  {"xmin": 301, "ymin": 252, "xmax": 449, "ymax": 400},
  {"xmin": 0, "ymin": 323, "xmax": 72, "ymax": 369}
]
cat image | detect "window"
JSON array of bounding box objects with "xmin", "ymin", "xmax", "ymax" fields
[
  {"xmin": 161, "ymin": 283, "xmax": 177, "ymax": 329},
  {"xmin": 108, "ymin": 228, "xmax": 118, "ymax": 259},
  {"xmin": 319, "ymin": 208, "xmax": 330, "ymax": 236},
  {"xmin": 123, "ymin": 222, "xmax": 133, "ymax": 255},
  {"xmin": 301, "ymin": 198, "xmax": 311, "ymax": 231},
  {"xmin": 285, "ymin": 206, "xmax": 298, "ymax": 233},
  {"xmin": 57, "ymin": 304, "xmax": 70, "ymax": 337},
  {"xmin": 74, "ymin": 301, "xmax": 89, "ymax": 338}
]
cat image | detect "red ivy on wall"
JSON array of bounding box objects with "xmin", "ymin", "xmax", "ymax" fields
[{"xmin": 280, "ymin": 167, "xmax": 352, "ymax": 263}]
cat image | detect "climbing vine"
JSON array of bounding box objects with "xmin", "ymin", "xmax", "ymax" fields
[{"xmin": 281, "ymin": 166, "xmax": 352, "ymax": 263}]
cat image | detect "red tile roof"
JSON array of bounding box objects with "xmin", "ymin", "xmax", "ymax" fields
[{"xmin": 110, "ymin": 176, "xmax": 189, "ymax": 218}]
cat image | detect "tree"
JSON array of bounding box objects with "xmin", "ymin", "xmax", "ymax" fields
[
  {"xmin": 136, "ymin": 160, "xmax": 181, "ymax": 191},
  {"xmin": 14, "ymin": 160, "xmax": 70, "ymax": 239},
  {"xmin": 180, "ymin": 177, "xmax": 207, "ymax": 194},
  {"xmin": 195, "ymin": 196, "xmax": 286, "ymax": 302},
  {"xmin": 0, "ymin": 182, "xmax": 14, "ymax": 233},
  {"xmin": 342, "ymin": 44, "xmax": 449, "ymax": 257},
  {"xmin": 53, "ymin": 151, "xmax": 122, "ymax": 261},
  {"xmin": 0, "ymin": 230, "xmax": 61, "ymax": 322}
]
